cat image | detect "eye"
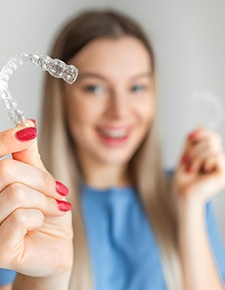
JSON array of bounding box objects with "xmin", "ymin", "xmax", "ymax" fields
[
  {"xmin": 130, "ymin": 84, "xmax": 146, "ymax": 93},
  {"xmin": 83, "ymin": 84, "xmax": 104, "ymax": 94}
]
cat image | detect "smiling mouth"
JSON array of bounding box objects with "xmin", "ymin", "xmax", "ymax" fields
[{"xmin": 98, "ymin": 128, "xmax": 129, "ymax": 139}]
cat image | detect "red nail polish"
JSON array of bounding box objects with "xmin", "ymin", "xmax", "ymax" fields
[
  {"xmin": 16, "ymin": 127, "xmax": 37, "ymax": 141},
  {"xmin": 181, "ymin": 154, "xmax": 190, "ymax": 164},
  {"xmin": 186, "ymin": 165, "xmax": 193, "ymax": 173},
  {"xmin": 56, "ymin": 181, "xmax": 69, "ymax": 196},
  {"xmin": 56, "ymin": 200, "xmax": 72, "ymax": 211},
  {"xmin": 188, "ymin": 132, "xmax": 198, "ymax": 141}
]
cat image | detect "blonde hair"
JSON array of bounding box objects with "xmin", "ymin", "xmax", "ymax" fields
[{"xmin": 39, "ymin": 9, "xmax": 182, "ymax": 290}]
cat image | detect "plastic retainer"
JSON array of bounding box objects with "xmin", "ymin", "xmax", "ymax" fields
[{"xmin": 0, "ymin": 52, "xmax": 78, "ymax": 125}]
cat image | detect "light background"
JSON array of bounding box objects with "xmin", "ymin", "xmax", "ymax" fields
[{"xmin": 1, "ymin": 0, "xmax": 225, "ymax": 240}]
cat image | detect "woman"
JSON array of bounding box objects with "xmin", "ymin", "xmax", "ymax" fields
[{"xmin": 0, "ymin": 9, "xmax": 225, "ymax": 290}]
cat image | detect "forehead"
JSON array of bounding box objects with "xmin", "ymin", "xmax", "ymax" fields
[{"xmin": 71, "ymin": 36, "xmax": 152, "ymax": 78}]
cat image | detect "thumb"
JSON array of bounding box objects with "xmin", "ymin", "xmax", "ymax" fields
[{"xmin": 12, "ymin": 120, "xmax": 46, "ymax": 172}]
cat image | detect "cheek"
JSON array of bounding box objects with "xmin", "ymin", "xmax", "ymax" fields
[
  {"xmin": 65, "ymin": 96, "xmax": 93, "ymax": 124},
  {"xmin": 136, "ymin": 98, "xmax": 155, "ymax": 127},
  {"xmin": 65, "ymin": 98, "xmax": 103, "ymax": 139},
  {"xmin": 65, "ymin": 104, "xmax": 91, "ymax": 146}
]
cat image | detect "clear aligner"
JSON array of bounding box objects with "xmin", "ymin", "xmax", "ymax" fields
[{"xmin": 0, "ymin": 52, "xmax": 78, "ymax": 125}]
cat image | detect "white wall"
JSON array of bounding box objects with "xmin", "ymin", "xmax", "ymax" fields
[{"xmin": 1, "ymin": 0, "xmax": 225, "ymax": 239}]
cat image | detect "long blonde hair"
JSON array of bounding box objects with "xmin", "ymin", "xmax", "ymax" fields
[{"xmin": 39, "ymin": 9, "xmax": 182, "ymax": 290}]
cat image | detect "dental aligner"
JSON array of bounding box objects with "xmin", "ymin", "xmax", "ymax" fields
[{"xmin": 0, "ymin": 52, "xmax": 78, "ymax": 125}]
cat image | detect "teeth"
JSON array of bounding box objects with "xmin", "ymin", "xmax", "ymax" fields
[{"xmin": 101, "ymin": 129, "xmax": 127, "ymax": 138}]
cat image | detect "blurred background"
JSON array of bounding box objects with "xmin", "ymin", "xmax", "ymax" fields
[{"xmin": 1, "ymin": 0, "xmax": 225, "ymax": 240}]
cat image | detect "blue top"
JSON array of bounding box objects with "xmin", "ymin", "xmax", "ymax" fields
[
  {"xmin": 81, "ymin": 185, "xmax": 166, "ymax": 290},
  {"xmin": 1, "ymin": 185, "xmax": 225, "ymax": 288}
]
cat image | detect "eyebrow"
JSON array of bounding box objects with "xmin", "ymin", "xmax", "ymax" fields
[
  {"xmin": 77, "ymin": 72, "xmax": 107, "ymax": 81},
  {"xmin": 77, "ymin": 71, "xmax": 153, "ymax": 81},
  {"xmin": 130, "ymin": 71, "xmax": 153, "ymax": 80}
]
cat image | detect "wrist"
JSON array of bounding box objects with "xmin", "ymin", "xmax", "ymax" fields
[
  {"xmin": 176, "ymin": 193, "xmax": 205, "ymax": 229},
  {"xmin": 176, "ymin": 189, "xmax": 205, "ymax": 224}
]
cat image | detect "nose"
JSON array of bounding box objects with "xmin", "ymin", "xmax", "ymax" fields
[{"xmin": 106, "ymin": 90, "xmax": 129, "ymax": 119}]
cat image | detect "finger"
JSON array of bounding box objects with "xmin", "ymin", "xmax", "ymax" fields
[
  {"xmin": 203, "ymin": 152, "xmax": 225, "ymax": 173},
  {"xmin": 183, "ymin": 141, "xmax": 212, "ymax": 171},
  {"xmin": 0, "ymin": 122, "xmax": 37, "ymax": 158},
  {"xmin": 188, "ymin": 128, "xmax": 222, "ymax": 150},
  {"xmin": 183, "ymin": 134, "xmax": 223, "ymax": 171},
  {"xmin": 187, "ymin": 126, "xmax": 209, "ymax": 143},
  {"xmin": 0, "ymin": 119, "xmax": 46, "ymax": 172},
  {"xmin": 0, "ymin": 183, "xmax": 72, "ymax": 224},
  {"xmin": 203, "ymin": 155, "xmax": 218, "ymax": 172},
  {"xmin": 181, "ymin": 128, "xmax": 223, "ymax": 164},
  {"xmin": 12, "ymin": 120, "xmax": 46, "ymax": 171},
  {"xmin": 186, "ymin": 149, "xmax": 218, "ymax": 173},
  {"xmin": 0, "ymin": 159, "xmax": 69, "ymax": 199},
  {"xmin": 0, "ymin": 208, "xmax": 44, "ymax": 268},
  {"xmin": 178, "ymin": 127, "xmax": 206, "ymax": 164}
]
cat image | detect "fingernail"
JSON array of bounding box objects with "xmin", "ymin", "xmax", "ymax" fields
[
  {"xmin": 56, "ymin": 181, "xmax": 69, "ymax": 196},
  {"xmin": 15, "ymin": 127, "xmax": 37, "ymax": 141},
  {"xmin": 56, "ymin": 200, "xmax": 72, "ymax": 211},
  {"xmin": 181, "ymin": 154, "xmax": 190, "ymax": 164},
  {"xmin": 186, "ymin": 165, "xmax": 193, "ymax": 173},
  {"xmin": 188, "ymin": 132, "xmax": 198, "ymax": 141}
]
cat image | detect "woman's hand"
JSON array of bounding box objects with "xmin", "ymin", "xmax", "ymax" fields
[
  {"xmin": 0, "ymin": 122, "xmax": 73, "ymax": 279},
  {"xmin": 172, "ymin": 128, "xmax": 225, "ymax": 290},
  {"xmin": 172, "ymin": 127, "xmax": 225, "ymax": 208}
]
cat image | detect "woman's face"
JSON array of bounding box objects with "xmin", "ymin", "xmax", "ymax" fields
[{"xmin": 64, "ymin": 36, "xmax": 155, "ymax": 166}]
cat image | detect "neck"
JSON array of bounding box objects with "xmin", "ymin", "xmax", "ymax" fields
[{"xmin": 79, "ymin": 158, "xmax": 130, "ymax": 189}]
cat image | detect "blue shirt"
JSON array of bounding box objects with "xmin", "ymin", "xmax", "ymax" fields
[
  {"xmin": 81, "ymin": 185, "xmax": 166, "ymax": 290},
  {"xmin": 81, "ymin": 185, "xmax": 225, "ymax": 290},
  {"xmin": 1, "ymin": 185, "xmax": 225, "ymax": 288}
]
